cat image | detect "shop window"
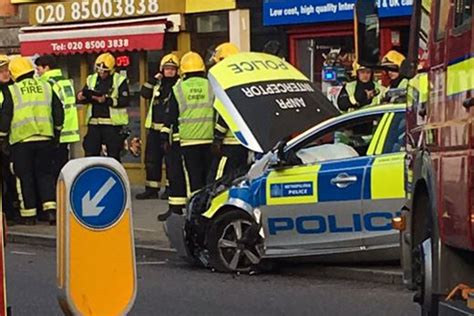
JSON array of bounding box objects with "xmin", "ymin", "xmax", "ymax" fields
[
  {"xmin": 295, "ymin": 36, "xmax": 355, "ymax": 105},
  {"xmin": 435, "ymin": 0, "xmax": 451, "ymax": 40},
  {"xmin": 454, "ymin": 0, "xmax": 472, "ymax": 28},
  {"xmin": 146, "ymin": 50, "xmax": 164, "ymax": 79},
  {"xmin": 118, "ymin": 52, "xmax": 142, "ymax": 164},
  {"xmin": 57, "ymin": 55, "xmax": 81, "ymax": 91},
  {"xmin": 196, "ymin": 14, "xmax": 228, "ymax": 33}
]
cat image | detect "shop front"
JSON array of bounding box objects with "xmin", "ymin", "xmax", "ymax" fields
[
  {"xmin": 263, "ymin": 0, "xmax": 413, "ymax": 103},
  {"xmin": 16, "ymin": 0, "xmax": 246, "ymax": 185},
  {"xmin": 19, "ymin": 9, "xmax": 181, "ymax": 183}
]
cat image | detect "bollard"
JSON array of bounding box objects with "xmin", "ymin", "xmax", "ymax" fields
[{"xmin": 57, "ymin": 157, "xmax": 136, "ymax": 315}]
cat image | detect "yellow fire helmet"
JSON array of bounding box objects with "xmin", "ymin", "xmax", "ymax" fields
[
  {"xmin": 9, "ymin": 56, "xmax": 35, "ymax": 81},
  {"xmin": 0, "ymin": 55, "xmax": 9, "ymax": 68},
  {"xmin": 213, "ymin": 42, "xmax": 240, "ymax": 63},
  {"xmin": 180, "ymin": 52, "xmax": 205, "ymax": 75},
  {"xmin": 381, "ymin": 50, "xmax": 406, "ymax": 70},
  {"xmin": 352, "ymin": 61, "xmax": 371, "ymax": 77},
  {"xmin": 160, "ymin": 53, "xmax": 180, "ymax": 71},
  {"xmin": 95, "ymin": 52, "xmax": 115, "ymax": 73}
]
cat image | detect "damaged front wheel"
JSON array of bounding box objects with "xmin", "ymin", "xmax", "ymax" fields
[{"xmin": 207, "ymin": 210, "xmax": 263, "ymax": 273}]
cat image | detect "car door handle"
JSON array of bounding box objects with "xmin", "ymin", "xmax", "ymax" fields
[{"xmin": 330, "ymin": 173, "xmax": 358, "ymax": 188}]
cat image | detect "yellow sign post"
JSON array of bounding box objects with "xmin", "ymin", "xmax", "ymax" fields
[{"xmin": 57, "ymin": 157, "xmax": 136, "ymax": 315}]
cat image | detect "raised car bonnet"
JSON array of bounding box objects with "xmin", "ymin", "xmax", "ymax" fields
[{"xmin": 208, "ymin": 52, "xmax": 340, "ymax": 153}]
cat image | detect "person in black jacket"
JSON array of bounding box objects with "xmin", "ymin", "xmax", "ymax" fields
[
  {"xmin": 0, "ymin": 55, "xmax": 18, "ymax": 224},
  {"xmin": 136, "ymin": 54, "xmax": 179, "ymax": 200}
]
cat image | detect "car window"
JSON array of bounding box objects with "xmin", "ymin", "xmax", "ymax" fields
[
  {"xmin": 293, "ymin": 114, "xmax": 384, "ymax": 165},
  {"xmin": 382, "ymin": 113, "xmax": 406, "ymax": 154}
]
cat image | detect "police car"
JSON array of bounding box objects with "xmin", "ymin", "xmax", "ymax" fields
[{"xmin": 167, "ymin": 103, "xmax": 407, "ymax": 272}]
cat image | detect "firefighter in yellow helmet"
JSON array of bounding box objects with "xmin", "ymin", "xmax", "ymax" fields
[
  {"xmin": 380, "ymin": 50, "xmax": 408, "ymax": 104},
  {"xmin": 0, "ymin": 57, "xmax": 64, "ymax": 225},
  {"xmin": 159, "ymin": 51, "xmax": 214, "ymax": 220},
  {"xmin": 337, "ymin": 62, "xmax": 383, "ymax": 112},
  {"xmin": 207, "ymin": 42, "xmax": 249, "ymax": 182},
  {"xmin": 77, "ymin": 52, "xmax": 130, "ymax": 161},
  {"xmin": 136, "ymin": 53, "xmax": 180, "ymax": 201},
  {"xmin": 35, "ymin": 55, "xmax": 80, "ymax": 181}
]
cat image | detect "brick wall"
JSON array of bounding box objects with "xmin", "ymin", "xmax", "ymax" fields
[{"xmin": 0, "ymin": 5, "xmax": 28, "ymax": 54}]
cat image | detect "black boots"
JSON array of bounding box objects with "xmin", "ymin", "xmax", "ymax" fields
[
  {"xmin": 157, "ymin": 207, "xmax": 183, "ymax": 222},
  {"xmin": 38, "ymin": 209, "xmax": 56, "ymax": 225},
  {"xmin": 136, "ymin": 188, "xmax": 160, "ymax": 200},
  {"xmin": 159, "ymin": 188, "xmax": 169, "ymax": 200},
  {"xmin": 46, "ymin": 210, "xmax": 56, "ymax": 226},
  {"xmin": 20, "ymin": 217, "xmax": 36, "ymax": 226}
]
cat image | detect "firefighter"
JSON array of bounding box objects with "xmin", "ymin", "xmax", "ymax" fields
[
  {"xmin": 381, "ymin": 50, "xmax": 408, "ymax": 90},
  {"xmin": 35, "ymin": 55, "xmax": 79, "ymax": 179},
  {"xmin": 77, "ymin": 53, "xmax": 129, "ymax": 162},
  {"xmin": 161, "ymin": 51, "xmax": 214, "ymax": 207},
  {"xmin": 136, "ymin": 54, "xmax": 180, "ymax": 200},
  {"xmin": 0, "ymin": 57, "xmax": 64, "ymax": 225},
  {"xmin": 157, "ymin": 116, "xmax": 186, "ymax": 221},
  {"xmin": 207, "ymin": 43, "xmax": 249, "ymax": 182},
  {"xmin": 337, "ymin": 63, "xmax": 383, "ymax": 112},
  {"xmin": 0, "ymin": 55, "xmax": 18, "ymax": 224}
]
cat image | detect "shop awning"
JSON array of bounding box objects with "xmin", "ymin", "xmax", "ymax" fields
[{"xmin": 19, "ymin": 16, "xmax": 171, "ymax": 56}]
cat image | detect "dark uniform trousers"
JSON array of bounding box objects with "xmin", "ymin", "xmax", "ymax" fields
[
  {"xmin": 83, "ymin": 125, "xmax": 123, "ymax": 162},
  {"xmin": 208, "ymin": 145, "xmax": 248, "ymax": 183},
  {"xmin": 181, "ymin": 145, "xmax": 213, "ymax": 196},
  {"xmin": 167, "ymin": 142, "xmax": 186, "ymax": 210},
  {"xmin": 12, "ymin": 141, "xmax": 56, "ymax": 217},
  {"xmin": 144, "ymin": 129, "xmax": 168, "ymax": 189},
  {"xmin": 1, "ymin": 148, "xmax": 18, "ymax": 219},
  {"xmin": 53, "ymin": 143, "xmax": 70, "ymax": 181}
]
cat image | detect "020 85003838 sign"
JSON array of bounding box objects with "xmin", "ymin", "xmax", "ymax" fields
[{"xmin": 34, "ymin": 0, "xmax": 159, "ymax": 25}]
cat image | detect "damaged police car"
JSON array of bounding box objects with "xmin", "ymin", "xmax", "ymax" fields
[{"xmin": 165, "ymin": 53, "xmax": 407, "ymax": 272}]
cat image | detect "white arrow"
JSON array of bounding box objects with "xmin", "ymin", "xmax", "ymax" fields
[{"xmin": 82, "ymin": 177, "xmax": 117, "ymax": 217}]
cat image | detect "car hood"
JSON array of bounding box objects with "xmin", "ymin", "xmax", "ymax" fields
[{"xmin": 208, "ymin": 52, "xmax": 340, "ymax": 153}]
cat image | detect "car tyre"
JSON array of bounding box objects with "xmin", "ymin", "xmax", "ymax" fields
[
  {"xmin": 412, "ymin": 190, "xmax": 439, "ymax": 315},
  {"xmin": 207, "ymin": 210, "xmax": 263, "ymax": 273}
]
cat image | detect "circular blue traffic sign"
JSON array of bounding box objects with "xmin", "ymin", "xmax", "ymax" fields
[{"xmin": 70, "ymin": 166, "xmax": 127, "ymax": 230}]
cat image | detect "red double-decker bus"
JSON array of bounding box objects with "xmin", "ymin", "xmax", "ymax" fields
[{"xmin": 356, "ymin": 0, "xmax": 474, "ymax": 314}]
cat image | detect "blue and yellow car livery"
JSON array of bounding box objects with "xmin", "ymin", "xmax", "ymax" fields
[{"xmin": 168, "ymin": 104, "xmax": 408, "ymax": 272}]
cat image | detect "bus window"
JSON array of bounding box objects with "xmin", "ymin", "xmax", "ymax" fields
[
  {"xmin": 436, "ymin": 0, "xmax": 451, "ymax": 40},
  {"xmin": 454, "ymin": 0, "xmax": 472, "ymax": 28}
]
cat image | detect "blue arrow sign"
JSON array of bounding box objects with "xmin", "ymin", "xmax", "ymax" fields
[{"xmin": 70, "ymin": 166, "xmax": 126, "ymax": 230}]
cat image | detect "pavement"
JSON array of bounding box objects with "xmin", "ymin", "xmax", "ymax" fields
[
  {"xmin": 7, "ymin": 187, "xmax": 405, "ymax": 286},
  {"xmin": 6, "ymin": 243, "xmax": 420, "ymax": 316}
]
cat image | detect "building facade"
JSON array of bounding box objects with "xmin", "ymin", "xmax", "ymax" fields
[
  {"xmin": 262, "ymin": 0, "xmax": 413, "ymax": 102},
  {"xmin": 13, "ymin": 0, "xmax": 256, "ymax": 184}
]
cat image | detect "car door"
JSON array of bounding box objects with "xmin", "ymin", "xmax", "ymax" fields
[
  {"xmin": 261, "ymin": 112, "xmax": 386, "ymax": 258},
  {"xmin": 361, "ymin": 111, "xmax": 407, "ymax": 251}
]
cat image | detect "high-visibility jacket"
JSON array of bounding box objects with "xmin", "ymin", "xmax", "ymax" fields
[
  {"xmin": 214, "ymin": 104, "xmax": 240, "ymax": 146},
  {"xmin": 85, "ymin": 73, "xmax": 128, "ymax": 126},
  {"xmin": 8, "ymin": 78, "xmax": 54, "ymax": 145},
  {"xmin": 145, "ymin": 84, "xmax": 164, "ymax": 131},
  {"xmin": 173, "ymin": 77, "xmax": 214, "ymax": 145},
  {"xmin": 41, "ymin": 69, "xmax": 79, "ymax": 143},
  {"xmin": 345, "ymin": 81, "xmax": 384, "ymax": 108}
]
